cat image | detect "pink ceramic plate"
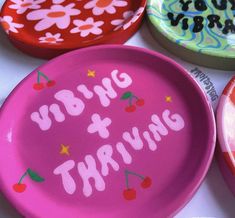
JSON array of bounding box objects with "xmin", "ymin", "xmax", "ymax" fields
[
  {"xmin": 217, "ymin": 76, "xmax": 235, "ymax": 195},
  {"xmin": 0, "ymin": 45, "xmax": 215, "ymax": 218}
]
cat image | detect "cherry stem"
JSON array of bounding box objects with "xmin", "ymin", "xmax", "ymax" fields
[
  {"xmin": 125, "ymin": 170, "xmax": 145, "ymax": 188},
  {"xmin": 37, "ymin": 71, "xmax": 40, "ymax": 84},
  {"xmin": 128, "ymin": 96, "xmax": 132, "ymax": 106},
  {"xmin": 125, "ymin": 171, "xmax": 129, "ymax": 189},
  {"xmin": 128, "ymin": 95, "xmax": 138, "ymax": 106},
  {"xmin": 18, "ymin": 171, "xmax": 28, "ymax": 184},
  {"xmin": 132, "ymin": 95, "xmax": 138, "ymax": 100},
  {"xmin": 37, "ymin": 71, "xmax": 49, "ymax": 83}
]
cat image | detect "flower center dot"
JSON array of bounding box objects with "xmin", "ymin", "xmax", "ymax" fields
[
  {"xmin": 79, "ymin": 24, "xmax": 93, "ymax": 30},
  {"xmin": 21, "ymin": 3, "xmax": 32, "ymax": 7},
  {"xmin": 47, "ymin": 11, "xmax": 66, "ymax": 18},
  {"xmin": 46, "ymin": 37, "xmax": 56, "ymax": 42},
  {"xmin": 1, "ymin": 21, "xmax": 10, "ymax": 30},
  {"xmin": 96, "ymin": 0, "xmax": 113, "ymax": 8}
]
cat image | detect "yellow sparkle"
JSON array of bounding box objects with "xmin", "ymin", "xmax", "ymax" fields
[
  {"xmin": 165, "ymin": 96, "xmax": 172, "ymax": 102},
  {"xmin": 60, "ymin": 144, "xmax": 70, "ymax": 156},
  {"xmin": 87, "ymin": 69, "xmax": 96, "ymax": 77}
]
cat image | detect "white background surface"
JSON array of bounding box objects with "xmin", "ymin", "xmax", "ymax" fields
[{"xmin": 0, "ymin": 1, "xmax": 235, "ymax": 217}]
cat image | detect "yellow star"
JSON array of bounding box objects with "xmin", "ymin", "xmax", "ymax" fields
[
  {"xmin": 87, "ymin": 69, "xmax": 96, "ymax": 77},
  {"xmin": 165, "ymin": 96, "xmax": 172, "ymax": 102},
  {"xmin": 60, "ymin": 144, "xmax": 70, "ymax": 156}
]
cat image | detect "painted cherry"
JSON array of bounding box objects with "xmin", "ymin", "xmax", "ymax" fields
[
  {"xmin": 46, "ymin": 80, "xmax": 56, "ymax": 87},
  {"xmin": 13, "ymin": 169, "xmax": 44, "ymax": 193},
  {"xmin": 34, "ymin": 71, "xmax": 55, "ymax": 90},
  {"xmin": 121, "ymin": 91, "xmax": 144, "ymax": 113},
  {"xmin": 124, "ymin": 170, "xmax": 152, "ymax": 200},
  {"xmin": 125, "ymin": 105, "xmax": 136, "ymax": 112},
  {"xmin": 123, "ymin": 188, "xmax": 136, "ymax": 200},
  {"xmin": 33, "ymin": 83, "xmax": 44, "ymax": 90},
  {"xmin": 13, "ymin": 183, "xmax": 27, "ymax": 193},
  {"xmin": 141, "ymin": 177, "xmax": 152, "ymax": 188},
  {"xmin": 136, "ymin": 99, "xmax": 145, "ymax": 106}
]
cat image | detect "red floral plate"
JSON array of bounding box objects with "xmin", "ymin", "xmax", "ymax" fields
[
  {"xmin": 217, "ymin": 76, "xmax": 235, "ymax": 195},
  {"xmin": 0, "ymin": 0, "xmax": 146, "ymax": 59}
]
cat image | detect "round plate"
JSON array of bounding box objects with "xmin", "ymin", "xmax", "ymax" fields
[
  {"xmin": 0, "ymin": 45, "xmax": 215, "ymax": 218},
  {"xmin": 0, "ymin": 0, "xmax": 146, "ymax": 59},
  {"xmin": 217, "ymin": 76, "xmax": 235, "ymax": 195},
  {"xmin": 147, "ymin": 0, "xmax": 235, "ymax": 70}
]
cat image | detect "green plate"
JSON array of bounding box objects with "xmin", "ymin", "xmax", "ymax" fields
[{"xmin": 147, "ymin": 0, "xmax": 235, "ymax": 68}]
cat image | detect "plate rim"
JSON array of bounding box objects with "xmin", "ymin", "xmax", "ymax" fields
[{"xmin": 0, "ymin": 44, "xmax": 216, "ymax": 218}]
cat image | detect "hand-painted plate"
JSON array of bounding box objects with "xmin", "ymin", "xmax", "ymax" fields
[
  {"xmin": 0, "ymin": 45, "xmax": 215, "ymax": 218},
  {"xmin": 0, "ymin": 0, "xmax": 146, "ymax": 59},
  {"xmin": 217, "ymin": 76, "xmax": 235, "ymax": 195},
  {"xmin": 147, "ymin": 0, "xmax": 235, "ymax": 70}
]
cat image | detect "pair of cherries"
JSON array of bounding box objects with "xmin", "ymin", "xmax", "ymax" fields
[
  {"xmin": 33, "ymin": 71, "xmax": 56, "ymax": 91},
  {"xmin": 33, "ymin": 80, "xmax": 56, "ymax": 90},
  {"xmin": 123, "ymin": 170, "xmax": 152, "ymax": 200},
  {"xmin": 125, "ymin": 98, "xmax": 145, "ymax": 112},
  {"xmin": 121, "ymin": 91, "xmax": 144, "ymax": 113}
]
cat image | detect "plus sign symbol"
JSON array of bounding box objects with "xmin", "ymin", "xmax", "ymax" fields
[{"xmin": 87, "ymin": 113, "xmax": 112, "ymax": 139}]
